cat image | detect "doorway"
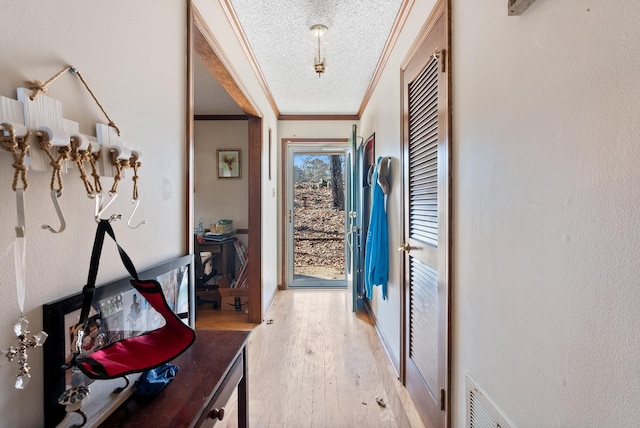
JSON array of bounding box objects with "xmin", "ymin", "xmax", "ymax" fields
[
  {"xmin": 188, "ymin": 3, "xmax": 263, "ymax": 323},
  {"xmin": 283, "ymin": 140, "xmax": 350, "ymax": 288},
  {"xmin": 400, "ymin": 1, "xmax": 450, "ymax": 426}
]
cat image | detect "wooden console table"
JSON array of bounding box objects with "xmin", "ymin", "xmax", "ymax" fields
[{"xmin": 101, "ymin": 330, "xmax": 250, "ymax": 427}]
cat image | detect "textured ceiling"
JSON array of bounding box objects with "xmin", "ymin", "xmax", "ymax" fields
[{"xmin": 203, "ymin": 0, "xmax": 403, "ymax": 116}]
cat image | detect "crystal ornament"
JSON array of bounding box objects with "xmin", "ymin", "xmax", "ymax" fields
[
  {"xmin": 13, "ymin": 317, "xmax": 28, "ymax": 336},
  {"xmin": 34, "ymin": 331, "xmax": 48, "ymax": 346},
  {"xmin": 3, "ymin": 316, "xmax": 48, "ymax": 389},
  {"xmin": 15, "ymin": 372, "xmax": 31, "ymax": 389}
]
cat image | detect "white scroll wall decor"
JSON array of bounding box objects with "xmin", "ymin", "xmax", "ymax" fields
[
  {"xmin": 16, "ymin": 87, "xmax": 70, "ymax": 173},
  {"xmin": 0, "ymin": 96, "xmax": 27, "ymax": 138},
  {"xmin": 96, "ymin": 123, "xmax": 128, "ymax": 179}
]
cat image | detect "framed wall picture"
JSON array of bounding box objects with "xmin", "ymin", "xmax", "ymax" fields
[
  {"xmin": 363, "ymin": 133, "xmax": 375, "ymax": 188},
  {"xmin": 217, "ymin": 149, "xmax": 241, "ymax": 178},
  {"xmin": 42, "ymin": 255, "xmax": 194, "ymax": 427},
  {"xmin": 268, "ymin": 128, "xmax": 272, "ymax": 181}
]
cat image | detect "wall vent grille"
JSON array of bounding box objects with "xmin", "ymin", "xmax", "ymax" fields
[{"xmin": 466, "ymin": 375, "xmax": 513, "ymax": 428}]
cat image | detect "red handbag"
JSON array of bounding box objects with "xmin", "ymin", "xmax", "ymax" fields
[{"xmin": 68, "ymin": 220, "xmax": 195, "ymax": 379}]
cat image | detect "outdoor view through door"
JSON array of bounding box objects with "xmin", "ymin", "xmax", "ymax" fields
[{"xmin": 291, "ymin": 152, "xmax": 347, "ymax": 287}]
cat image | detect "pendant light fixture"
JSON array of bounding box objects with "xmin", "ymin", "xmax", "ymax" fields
[{"xmin": 310, "ymin": 24, "xmax": 328, "ymax": 77}]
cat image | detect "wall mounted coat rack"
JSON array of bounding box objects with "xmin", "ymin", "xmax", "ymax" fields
[{"xmin": 0, "ymin": 66, "xmax": 145, "ymax": 232}]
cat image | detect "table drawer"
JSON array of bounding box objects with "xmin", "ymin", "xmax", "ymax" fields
[
  {"xmin": 197, "ymin": 351, "xmax": 244, "ymax": 427},
  {"xmin": 206, "ymin": 246, "xmax": 223, "ymax": 254}
]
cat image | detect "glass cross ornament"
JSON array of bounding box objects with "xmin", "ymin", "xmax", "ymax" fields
[{"xmin": 2, "ymin": 316, "xmax": 48, "ymax": 389}]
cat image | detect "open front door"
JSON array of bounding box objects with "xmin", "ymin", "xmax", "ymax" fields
[
  {"xmin": 347, "ymin": 124, "xmax": 361, "ymax": 311},
  {"xmin": 283, "ymin": 139, "xmax": 350, "ymax": 290},
  {"xmin": 401, "ymin": 2, "xmax": 450, "ymax": 427}
]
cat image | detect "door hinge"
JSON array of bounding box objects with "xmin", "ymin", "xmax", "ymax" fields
[
  {"xmin": 431, "ymin": 49, "xmax": 446, "ymax": 72},
  {"xmin": 440, "ymin": 388, "xmax": 446, "ymax": 411}
]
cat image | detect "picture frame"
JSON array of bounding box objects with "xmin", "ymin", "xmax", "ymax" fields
[
  {"xmin": 217, "ymin": 148, "xmax": 241, "ymax": 178},
  {"xmin": 363, "ymin": 133, "xmax": 375, "ymax": 188},
  {"xmin": 42, "ymin": 254, "xmax": 194, "ymax": 427},
  {"xmin": 268, "ymin": 129, "xmax": 272, "ymax": 181}
]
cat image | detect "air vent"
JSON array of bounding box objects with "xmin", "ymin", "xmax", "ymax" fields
[{"xmin": 466, "ymin": 375, "xmax": 513, "ymax": 428}]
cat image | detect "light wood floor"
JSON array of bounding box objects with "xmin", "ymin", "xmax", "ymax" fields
[{"xmin": 196, "ymin": 289, "xmax": 425, "ymax": 428}]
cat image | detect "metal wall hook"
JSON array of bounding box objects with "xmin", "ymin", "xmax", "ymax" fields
[
  {"xmin": 42, "ymin": 189, "xmax": 66, "ymax": 233},
  {"xmin": 15, "ymin": 189, "xmax": 25, "ymax": 238},
  {"xmin": 94, "ymin": 192, "xmax": 120, "ymax": 223},
  {"xmin": 126, "ymin": 198, "xmax": 147, "ymax": 229}
]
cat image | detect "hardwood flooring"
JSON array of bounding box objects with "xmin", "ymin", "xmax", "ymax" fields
[
  {"xmin": 196, "ymin": 305, "xmax": 254, "ymax": 331},
  {"xmin": 196, "ymin": 289, "xmax": 424, "ymax": 428}
]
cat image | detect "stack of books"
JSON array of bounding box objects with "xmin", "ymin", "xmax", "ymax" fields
[
  {"xmin": 232, "ymin": 240, "xmax": 248, "ymax": 288},
  {"xmin": 203, "ymin": 231, "xmax": 236, "ymax": 242}
]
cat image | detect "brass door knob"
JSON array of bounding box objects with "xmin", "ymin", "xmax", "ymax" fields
[
  {"xmin": 209, "ymin": 407, "xmax": 225, "ymax": 420},
  {"xmin": 398, "ymin": 242, "xmax": 411, "ymax": 253}
]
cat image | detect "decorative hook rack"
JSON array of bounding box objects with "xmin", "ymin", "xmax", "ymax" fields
[
  {"xmin": 0, "ymin": 65, "xmax": 146, "ymax": 232},
  {"xmin": 0, "ymin": 65, "xmax": 150, "ymax": 390}
]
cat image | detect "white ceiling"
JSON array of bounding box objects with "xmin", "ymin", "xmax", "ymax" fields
[{"xmin": 194, "ymin": 0, "xmax": 404, "ymax": 117}]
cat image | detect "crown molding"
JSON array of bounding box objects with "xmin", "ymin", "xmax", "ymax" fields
[{"xmin": 219, "ymin": 0, "xmax": 281, "ymax": 117}]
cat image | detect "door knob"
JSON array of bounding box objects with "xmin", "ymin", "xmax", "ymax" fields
[
  {"xmin": 398, "ymin": 242, "xmax": 411, "ymax": 253},
  {"xmin": 209, "ymin": 407, "xmax": 225, "ymax": 420}
]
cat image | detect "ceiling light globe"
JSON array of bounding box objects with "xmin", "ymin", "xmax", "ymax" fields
[{"xmin": 310, "ymin": 24, "xmax": 328, "ymax": 37}]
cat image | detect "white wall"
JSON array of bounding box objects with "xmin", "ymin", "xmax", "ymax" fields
[
  {"xmin": 0, "ymin": 1, "xmax": 187, "ymax": 427},
  {"xmin": 452, "ymin": 1, "xmax": 640, "ymax": 426},
  {"xmin": 360, "ymin": 0, "xmax": 438, "ymax": 373},
  {"xmin": 278, "ymin": 120, "xmax": 355, "ymax": 139},
  {"xmin": 361, "ymin": 0, "xmax": 640, "ymax": 426},
  {"xmin": 262, "ymin": 124, "xmax": 279, "ymax": 314},
  {"xmin": 194, "ymin": 120, "xmax": 249, "ymax": 245},
  {"xmin": 358, "ymin": 81, "xmax": 403, "ymax": 369}
]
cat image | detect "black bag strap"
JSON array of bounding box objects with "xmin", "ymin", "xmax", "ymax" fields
[{"xmin": 77, "ymin": 220, "xmax": 140, "ymax": 335}]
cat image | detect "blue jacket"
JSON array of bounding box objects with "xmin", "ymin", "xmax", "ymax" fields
[{"xmin": 364, "ymin": 157, "xmax": 389, "ymax": 299}]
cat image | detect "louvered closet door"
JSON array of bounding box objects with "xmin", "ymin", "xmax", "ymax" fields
[{"xmin": 401, "ymin": 3, "xmax": 449, "ymax": 428}]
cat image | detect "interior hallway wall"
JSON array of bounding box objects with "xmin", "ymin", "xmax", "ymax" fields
[
  {"xmin": 361, "ymin": 0, "xmax": 640, "ymax": 425},
  {"xmin": 452, "ymin": 1, "xmax": 640, "ymax": 425},
  {"xmin": 0, "ymin": 2, "xmax": 187, "ymax": 426},
  {"xmin": 278, "ymin": 120, "xmax": 355, "ymax": 139},
  {"xmin": 359, "ymin": 0, "xmax": 439, "ymax": 374},
  {"xmin": 194, "ymin": 120, "xmax": 249, "ymax": 247}
]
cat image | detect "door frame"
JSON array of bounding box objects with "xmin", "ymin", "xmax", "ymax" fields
[
  {"xmin": 399, "ymin": 0, "xmax": 451, "ymax": 425},
  {"xmin": 280, "ymin": 138, "xmax": 349, "ymax": 289},
  {"xmin": 188, "ymin": 2, "xmax": 263, "ymax": 323}
]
